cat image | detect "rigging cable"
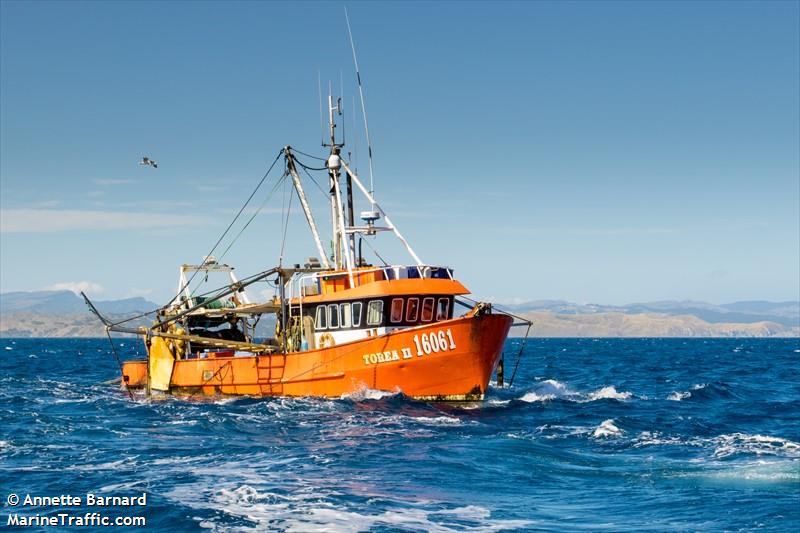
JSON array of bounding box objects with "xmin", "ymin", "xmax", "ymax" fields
[
  {"xmin": 210, "ymin": 170, "xmax": 290, "ymax": 275},
  {"xmin": 172, "ymin": 149, "xmax": 285, "ymax": 306},
  {"xmin": 291, "ymin": 147, "xmax": 327, "ymax": 162},
  {"xmin": 293, "ymin": 156, "xmax": 328, "ymax": 172},
  {"xmin": 278, "ymin": 172, "xmax": 295, "ymax": 265},
  {"xmin": 508, "ymin": 323, "xmax": 532, "ymax": 387},
  {"xmin": 105, "ymin": 331, "xmax": 135, "ymax": 401},
  {"xmin": 298, "ymin": 160, "xmax": 332, "ymax": 198},
  {"xmin": 358, "ymin": 234, "xmax": 390, "ymax": 267},
  {"xmin": 109, "ymin": 149, "xmax": 285, "ymax": 327}
]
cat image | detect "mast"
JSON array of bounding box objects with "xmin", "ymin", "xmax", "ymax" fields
[{"xmin": 325, "ymin": 94, "xmax": 355, "ymax": 285}]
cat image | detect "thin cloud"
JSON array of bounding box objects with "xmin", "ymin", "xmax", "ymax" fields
[
  {"xmin": 197, "ymin": 185, "xmax": 230, "ymax": 193},
  {"xmin": 125, "ymin": 287, "xmax": 154, "ymax": 299},
  {"xmin": 0, "ymin": 209, "xmax": 207, "ymax": 233},
  {"xmin": 43, "ymin": 281, "xmax": 104, "ymax": 296},
  {"xmin": 31, "ymin": 200, "xmax": 61, "ymax": 208},
  {"xmin": 93, "ymin": 179, "xmax": 137, "ymax": 186}
]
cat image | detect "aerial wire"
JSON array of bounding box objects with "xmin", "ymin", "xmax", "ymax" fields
[
  {"xmin": 344, "ymin": 7, "xmax": 376, "ymax": 198},
  {"xmin": 318, "ymin": 70, "xmax": 325, "ymax": 146}
]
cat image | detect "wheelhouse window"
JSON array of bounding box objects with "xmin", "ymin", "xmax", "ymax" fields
[
  {"xmin": 406, "ymin": 298, "xmax": 419, "ymax": 322},
  {"xmin": 340, "ymin": 303, "xmax": 352, "ymax": 328},
  {"xmin": 367, "ymin": 300, "xmax": 383, "ymax": 326},
  {"xmin": 352, "ymin": 302, "xmax": 362, "ymax": 327},
  {"xmin": 327, "ymin": 304, "xmax": 339, "ymax": 329},
  {"xmin": 421, "ymin": 297, "xmax": 435, "ymax": 322},
  {"xmin": 315, "ymin": 305, "xmax": 327, "ymax": 330},
  {"xmin": 436, "ymin": 298, "xmax": 450, "ymax": 321},
  {"xmin": 390, "ymin": 298, "xmax": 404, "ymax": 323}
]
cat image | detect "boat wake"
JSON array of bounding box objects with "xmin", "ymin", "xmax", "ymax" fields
[{"xmin": 169, "ymin": 482, "xmax": 532, "ymax": 533}]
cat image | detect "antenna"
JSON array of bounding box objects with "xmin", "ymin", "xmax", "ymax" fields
[
  {"xmin": 340, "ymin": 69, "xmax": 345, "ymax": 146},
  {"xmin": 344, "ymin": 7, "xmax": 376, "ymax": 198},
  {"xmin": 318, "ymin": 70, "xmax": 325, "ymax": 146}
]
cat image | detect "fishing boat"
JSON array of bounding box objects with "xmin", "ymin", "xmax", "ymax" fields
[{"xmin": 84, "ymin": 47, "xmax": 530, "ymax": 401}]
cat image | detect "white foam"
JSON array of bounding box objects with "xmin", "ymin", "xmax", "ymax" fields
[
  {"xmin": 632, "ymin": 431, "xmax": 800, "ymax": 459},
  {"xmin": 485, "ymin": 399, "xmax": 511, "ymax": 407},
  {"xmin": 409, "ymin": 415, "xmax": 463, "ymax": 426},
  {"xmin": 632, "ymin": 431, "xmax": 688, "ymax": 448},
  {"xmin": 519, "ymin": 391, "xmax": 556, "ymax": 403},
  {"xmin": 593, "ymin": 419, "xmax": 623, "ymax": 438},
  {"xmin": 712, "ymin": 433, "xmax": 800, "ymax": 459},
  {"xmin": 519, "ymin": 379, "xmax": 570, "ymax": 402},
  {"xmin": 667, "ymin": 391, "xmax": 691, "ymax": 401},
  {"xmin": 586, "ymin": 386, "xmax": 632, "ymax": 401},
  {"xmin": 340, "ymin": 387, "xmax": 401, "ymax": 401},
  {"xmin": 519, "ymin": 381, "xmax": 635, "ymax": 403},
  {"xmin": 169, "ymin": 483, "xmax": 532, "ymax": 532}
]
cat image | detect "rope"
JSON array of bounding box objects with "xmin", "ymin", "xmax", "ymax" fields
[
  {"xmin": 508, "ymin": 323, "xmax": 532, "ymax": 387},
  {"xmin": 105, "ymin": 331, "xmax": 135, "ymax": 400},
  {"xmin": 294, "ymin": 157, "xmax": 328, "ymax": 172},
  {"xmin": 186, "ymin": 361, "xmax": 233, "ymax": 400}
]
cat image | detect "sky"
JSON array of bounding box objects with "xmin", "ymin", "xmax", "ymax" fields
[{"xmin": 1, "ymin": 0, "xmax": 798, "ymax": 306}]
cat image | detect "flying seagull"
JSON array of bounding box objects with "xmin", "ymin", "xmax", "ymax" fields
[{"xmin": 139, "ymin": 157, "xmax": 158, "ymax": 168}]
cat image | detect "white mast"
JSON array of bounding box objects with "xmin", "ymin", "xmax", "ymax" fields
[{"xmin": 326, "ymin": 94, "xmax": 355, "ymax": 285}]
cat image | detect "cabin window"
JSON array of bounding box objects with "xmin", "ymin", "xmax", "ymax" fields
[
  {"xmin": 406, "ymin": 298, "xmax": 419, "ymax": 322},
  {"xmin": 352, "ymin": 302, "xmax": 362, "ymax": 327},
  {"xmin": 315, "ymin": 305, "xmax": 327, "ymax": 330},
  {"xmin": 328, "ymin": 304, "xmax": 339, "ymax": 329},
  {"xmin": 436, "ymin": 298, "xmax": 450, "ymax": 321},
  {"xmin": 421, "ymin": 297, "xmax": 435, "ymax": 322},
  {"xmin": 367, "ymin": 300, "xmax": 383, "ymax": 326},
  {"xmin": 390, "ymin": 298, "xmax": 404, "ymax": 323},
  {"xmin": 340, "ymin": 303, "xmax": 352, "ymax": 328}
]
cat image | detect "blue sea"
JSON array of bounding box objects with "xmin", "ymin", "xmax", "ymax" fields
[{"xmin": 1, "ymin": 338, "xmax": 798, "ymax": 532}]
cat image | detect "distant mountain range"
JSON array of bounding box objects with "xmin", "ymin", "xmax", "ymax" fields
[
  {"xmin": 0, "ymin": 290, "xmax": 159, "ymax": 316},
  {"xmin": 504, "ymin": 299, "xmax": 799, "ymax": 327},
  {"xmin": 0, "ymin": 290, "xmax": 797, "ymax": 338}
]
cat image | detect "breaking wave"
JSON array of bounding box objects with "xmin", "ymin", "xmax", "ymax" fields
[{"xmin": 517, "ymin": 380, "xmax": 634, "ymax": 403}]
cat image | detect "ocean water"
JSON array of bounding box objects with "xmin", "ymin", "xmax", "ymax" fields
[{"xmin": 1, "ymin": 337, "xmax": 798, "ymax": 532}]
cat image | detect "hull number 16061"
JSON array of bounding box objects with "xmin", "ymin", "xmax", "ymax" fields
[
  {"xmin": 361, "ymin": 329, "xmax": 457, "ymax": 366},
  {"xmin": 413, "ymin": 329, "xmax": 456, "ymax": 356}
]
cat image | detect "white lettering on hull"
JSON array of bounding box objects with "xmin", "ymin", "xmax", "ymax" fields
[{"xmin": 361, "ymin": 329, "xmax": 456, "ymax": 366}]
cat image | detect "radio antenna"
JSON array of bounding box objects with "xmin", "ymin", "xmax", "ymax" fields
[
  {"xmin": 318, "ymin": 70, "xmax": 325, "ymax": 146},
  {"xmin": 344, "ymin": 7, "xmax": 375, "ymax": 198}
]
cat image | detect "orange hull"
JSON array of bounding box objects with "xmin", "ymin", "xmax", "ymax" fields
[{"xmin": 121, "ymin": 313, "xmax": 512, "ymax": 400}]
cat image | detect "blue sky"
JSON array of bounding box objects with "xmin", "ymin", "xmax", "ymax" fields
[{"xmin": 1, "ymin": 0, "xmax": 798, "ymax": 305}]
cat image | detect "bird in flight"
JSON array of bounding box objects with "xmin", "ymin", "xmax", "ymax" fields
[{"xmin": 139, "ymin": 157, "xmax": 158, "ymax": 168}]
